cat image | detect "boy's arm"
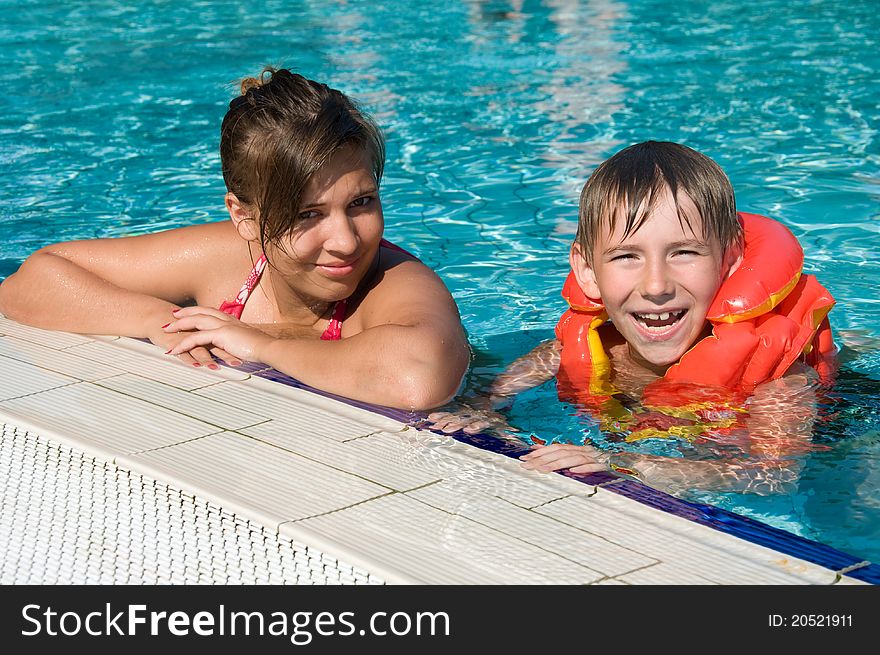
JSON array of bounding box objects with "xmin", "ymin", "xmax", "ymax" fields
[
  {"xmin": 488, "ymin": 338, "xmax": 561, "ymax": 401},
  {"xmin": 524, "ymin": 365, "xmax": 819, "ymax": 495},
  {"xmin": 426, "ymin": 339, "xmax": 562, "ymax": 435}
]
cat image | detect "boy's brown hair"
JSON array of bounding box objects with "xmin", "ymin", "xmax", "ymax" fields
[
  {"xmin": 575, "ymin": 141, "xmax": 742, "ymax": 262},
  {"xmin": 220, "ymin": 67, "xmax": 385, "ymax": 255}
]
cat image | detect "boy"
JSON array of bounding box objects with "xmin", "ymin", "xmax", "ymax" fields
[{"xmin": 430, "ymin": 141, "xmax": 836, "ymax": 493}]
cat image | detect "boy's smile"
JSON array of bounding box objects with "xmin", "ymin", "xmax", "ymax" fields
[{"xmin": 571, "ymin": 186, "xmax": 740, "ymax": 375}]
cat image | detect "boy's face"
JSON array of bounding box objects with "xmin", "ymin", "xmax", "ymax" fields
[{"xmin": 571, "ymin": 186, "xmax": 741, "ymax": 374}]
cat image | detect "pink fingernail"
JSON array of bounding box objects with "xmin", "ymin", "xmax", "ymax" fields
[
  {"xmin": 171, "ymin": 308, "xmax": 181, "ymax": 314},
  {"xmin": 161, "ymin": 323, "xmax": 171, "ymax": 329},
  {"xmin": 208, "ymin": 364, "xmax": 219, "ymax": 370},
  {"xmin": 192, "ymin": 362, "xmax": 201, "ymax": 367},
  {"xmin": 164, "ymin": 349, "xmax": 173, "ymax": 355}
]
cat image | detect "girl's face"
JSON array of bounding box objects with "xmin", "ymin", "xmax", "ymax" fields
[{"xmin": 264, "ymin": 146, "xmax": 384, "ymax": 304}]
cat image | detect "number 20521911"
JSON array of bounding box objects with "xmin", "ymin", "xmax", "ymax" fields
[{"xmin": 768, "ymin": 614, "xmax": 852, "ymax": 628}]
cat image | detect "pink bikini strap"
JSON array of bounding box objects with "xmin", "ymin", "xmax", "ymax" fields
[
  {"xmin": 320, "ymin": 298, "xmax": 348, "ymax": 341},
  {"xmin": 218, "ymin": 254, "xmax": 268, "ymax": 319},
  {"xmin": 220, "ymin": 240, "xmax": 411, "ymax": 336}
]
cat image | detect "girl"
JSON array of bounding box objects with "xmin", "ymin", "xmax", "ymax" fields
[{"xmin": 0, "ymin": 68, "xmax": 469, "ymax": 411}]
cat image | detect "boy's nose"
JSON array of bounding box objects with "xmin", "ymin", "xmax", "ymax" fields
[{"xmin": 639, "ymin": 262, "xmax": 675, "ymax": 301}]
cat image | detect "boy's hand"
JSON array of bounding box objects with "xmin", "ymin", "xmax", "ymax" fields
[
  {"xmin": 425, "ymin": 405, "xmax": 514, "ymax": 436},
  {"xmin": 519, "ymin": 443, "xmax": 610, "ymax": 474}
]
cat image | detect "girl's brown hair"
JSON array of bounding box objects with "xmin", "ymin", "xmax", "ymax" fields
[
  {"xmin": 220, "ymin": 67, "xmax": 385, "ymax": 252},
  {"xmin": 576, "ymin": 141, "xmax": 741, "ymax": 262}
]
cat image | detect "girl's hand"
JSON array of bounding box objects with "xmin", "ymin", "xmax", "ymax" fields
[
  {"xmin": 148, "ymin": 329, "xmax": 227, "ymax": 369},
  {"xmin": 519, "ymin": 443, "xmax": 611, "ymax": 475},
  {"xmin": 160, "ymin": 306, "xmax": 274, "ymax": 366}
]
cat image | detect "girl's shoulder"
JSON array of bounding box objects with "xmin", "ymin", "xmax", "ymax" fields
[
  {"xmin": 348, "ymin": 243, "xmax": 458, "ymax": 330},
  {"xmin": 147, "ymin": 220, "xmax": 255, "ymax": 304},
  {"xmin": 373, "ymin": 243, "xmax": 446, "ymax": 295}
]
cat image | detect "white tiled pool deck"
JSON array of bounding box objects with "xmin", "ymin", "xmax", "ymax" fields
[{"xmin": 0, "ymin": 316, "xmax": 869, "ymax": 585}]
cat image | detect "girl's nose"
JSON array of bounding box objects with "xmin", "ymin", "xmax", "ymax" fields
[{"xmin": 323, "ymin": 210, "xmax": 359, "ymax": 255}]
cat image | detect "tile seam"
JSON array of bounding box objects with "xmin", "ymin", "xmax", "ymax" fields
[
  {"xmin": 401, "ymin": 491, "xmax": 611, "ymax": 577},
  {"xmin": 233, "ymin": 432, "xmax": 404, "ymax": 492},
  {"xmin": 832, "ymin": 560, "xmax": 872, "ymax": 584},
  {"xmin": 118, "ymin": 432, "xmax": 222, "ymax": 459},
  {"xmin": 617, "ymin": 560, "xmax": 717, "ymax": 584},
  {"xmin": 527, "ymin": 494, "xmax": 574, "ymax": 511},
  {"xmin": 283, "ymin": 490, "xmax": 398, "ymax": 524},
  {"xmin": 480, "ymin": 493, "xmax": 656, "ymax": 573},
  {"xmin": 341, "ymin": 431, "xmax": 383, "ymax": 443},
  {"xmin": 536, "ymin": 494, "xmax": 836, "ymax": 582},
  {"xmin": 500, "ymin": 493, "xmax": 666, "ymax": 561},
  {"xmin": 0, "ymin": 375, "xmax": 82, "ymax": 403},
  {"xmin": 93, "ymin": 377, "xmax": 270, "ymax": 432},
  {"xmin": 0, "ymin": 340, "xmax": 124, "ymax": 381}
]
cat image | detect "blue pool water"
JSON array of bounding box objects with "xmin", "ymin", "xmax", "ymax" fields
[{"xmin": 1, "ymin": 1, "xmax": 878, "ymax": 563}]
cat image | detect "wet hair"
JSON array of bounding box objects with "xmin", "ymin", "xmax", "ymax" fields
[
  {"xmin": 220, "ymin": 67, "xmax": 385, "ymax": 251},
  {"xmin": 575, "ymin": 141, "xmax": 741, "ymax": 262}
]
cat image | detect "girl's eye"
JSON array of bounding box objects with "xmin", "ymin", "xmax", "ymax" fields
[
  {"xmin": 298, "ymin": 209, "xmax": 320, "ymax": 221},
  {"xmin": 350, "ymin": 195, "xmax": 374, "ymax": 208}
]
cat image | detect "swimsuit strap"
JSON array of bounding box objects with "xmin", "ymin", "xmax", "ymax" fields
[
  {"xmin": 320, "ymin": 298, "xmax": 348, "ymax": 341},
  {"xmin": 318, "ymin": 240, "xmax": 413, "ymax": 340},
  {"xmin": 218, "ymin": 254, "xmax": 268, "ymax": 319},
  {"xmin": 219, "ymin": 240, "xmax": 414, "ymax": 339}
]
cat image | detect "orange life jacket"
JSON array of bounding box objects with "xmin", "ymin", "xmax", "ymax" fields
[{"xmin": 554, "ymin": 213, "xmax": 837, "ymax": 443}]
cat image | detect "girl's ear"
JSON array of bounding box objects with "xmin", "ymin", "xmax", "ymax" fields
[
  {"xmin": 225, "ymin": 193, "xmax": 260, "ymax": 242},
  {"xmin": 570, "ymin": 242, "xmax": 601, "ymax": 299}
]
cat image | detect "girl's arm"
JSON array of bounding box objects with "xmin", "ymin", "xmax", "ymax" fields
[
  {"xmin": 0, "ymin": 222, "xmax": 240, "ymax": 366},
  {"xmin": 166, "ymin": 255, "xmax": 471, "ymax": 411}
]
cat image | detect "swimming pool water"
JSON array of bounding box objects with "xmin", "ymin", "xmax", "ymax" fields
[{"xmin": 1, "ymin": 0, "xmax": 878, "ymax": 563}]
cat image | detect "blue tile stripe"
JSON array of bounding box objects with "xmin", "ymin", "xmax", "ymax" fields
[{"xmin": 230, "ymin": 361, "xmax": 879, "ymax": 584}]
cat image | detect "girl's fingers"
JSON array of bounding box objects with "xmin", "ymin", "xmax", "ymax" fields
[
  {"xmin": 164, "ymin": 315, "xmax": 224, "ymax": 333},
  {"xmin": 174, "ymin": 351, "xmax": 198, "ymax": 367},
  {"xmin": 210, "ymin": 347, "xmax": 242, "ymax": 367},
  {"xmin": 189, "ymin": 346, "xmax": 218, "ymax": 369},
  {"xmin": 171, "ymin": 306, "xmax": 230, "ymax": 320},
  {"xmin": 167, "ymin": 330, "xmax": 220, "ymax": 355}
]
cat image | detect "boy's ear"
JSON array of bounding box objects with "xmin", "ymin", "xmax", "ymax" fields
[
  {"xmin": 225, "ymin": 192, "xmax": 260, "ymax": 242},
  {"xmin": 570, "ymin": 242, "xmax": 602, "ymax": 299},
  {"xmin": 722, "ymin": 242, "xmax": 744, "ymax": 280}
]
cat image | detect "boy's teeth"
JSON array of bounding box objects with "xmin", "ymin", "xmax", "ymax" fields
[
  {"xmin": 634, "ymin": 309, "xmax": 685, "ymax": 328},
  {"xmin": 636, "ymin": 310, "xmax": 681, "ymax": 319}
]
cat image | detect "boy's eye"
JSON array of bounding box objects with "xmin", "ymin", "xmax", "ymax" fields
[
  {"xmin": 674, "ymin": 250, "xmax": 699, "ymax": 257},
  {"xmin": 298, "ymin": 209, "xmax": 320, "ymax": 220},
  {"xmin": 610, "ymin": 253, "xmax": 636, "ymax": 261}
]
